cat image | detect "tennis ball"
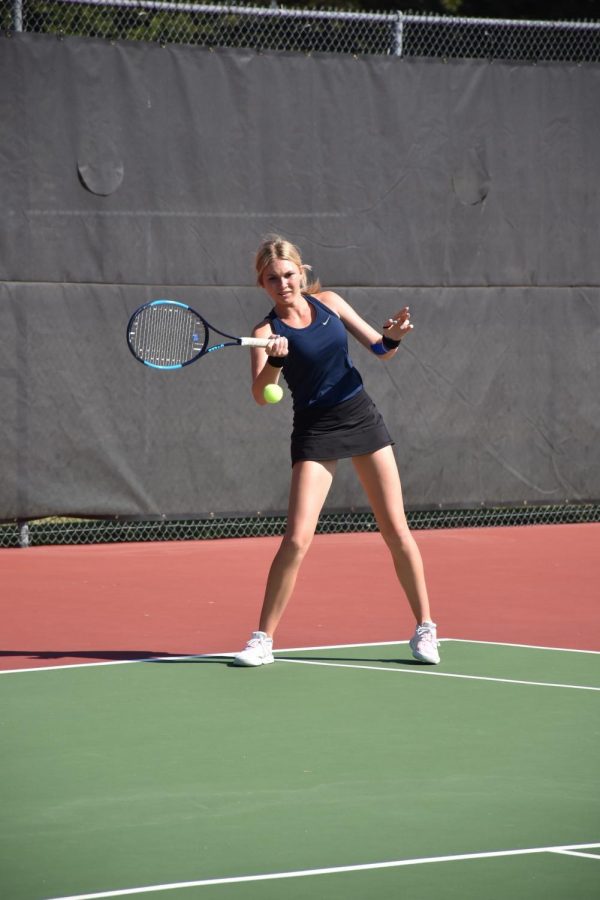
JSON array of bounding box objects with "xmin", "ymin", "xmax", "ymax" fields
[{"xmin": 263, "ymin": 383, "xmax": 284, "ymax": 404}]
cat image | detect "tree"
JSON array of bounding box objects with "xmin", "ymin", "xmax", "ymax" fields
[{"xmin": 290, "ymin": 0, "xmax": 600, "ymax": 21}]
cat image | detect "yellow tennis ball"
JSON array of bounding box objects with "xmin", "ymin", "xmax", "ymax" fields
[{"xmin": 263, "ymin": 383, "xmax": 284, "ymax": 404}]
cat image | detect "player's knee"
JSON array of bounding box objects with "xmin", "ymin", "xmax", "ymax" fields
[
  {"xmin": 280, "ymin": 532, "xmax": 313, "ymax": 563},
  {"xmin": 380, "ymin": 525, "xmax": 414, "ymax": 558}
]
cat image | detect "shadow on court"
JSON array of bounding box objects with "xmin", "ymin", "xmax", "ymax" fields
[
  {"xmin": 0, "ymin": 649, "xmax": 197, "ymax": 662},
  {"xmin": 0, "ymin": 649, "xmax": 428, "ymax": 670},
  {"xmin": 278, "ymin": 654, "xmax": 423, "ymax": 665},
  {"xmin": 150, "ymin": 653, "xmax": 424, "ymax": 667}
]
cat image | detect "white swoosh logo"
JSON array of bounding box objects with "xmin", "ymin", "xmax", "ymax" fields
[{"xmin": 322, "ymin": 316, "xmax": 330, "ymax": 325}]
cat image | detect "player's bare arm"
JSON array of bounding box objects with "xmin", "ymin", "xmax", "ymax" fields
[
  {"xmin": 250, "ymin": 320, "xmax": 288, "ymax": 405},
  {"xmin": 314, "ymin": 290, "xmax": 412, "ymax": 357}
]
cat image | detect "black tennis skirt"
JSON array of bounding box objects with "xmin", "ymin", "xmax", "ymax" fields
[{"xmin": 290, "ymin": 389, "xmax": 394, "ymax": 465}]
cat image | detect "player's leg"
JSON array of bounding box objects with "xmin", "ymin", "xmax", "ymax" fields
[
  {"xmin": 259, "ymin": 459, "xmax": 336, "ymax": 636},
  {"xmin": 352, "ymin": 446, "xmax": 440, "ymax": 663},
  {"xmin": 234, "ymin": 459, "xmax": 336, "ymax": 666}
]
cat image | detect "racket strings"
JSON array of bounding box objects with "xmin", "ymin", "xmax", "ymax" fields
[{"xmin": 131, "ymin": 305, "xmax": 205, "ymax": 366}]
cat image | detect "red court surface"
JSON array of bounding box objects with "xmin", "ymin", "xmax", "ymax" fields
[{"xmin": 1, "ymin": 523, "xmax": 598, "ymax": 671}]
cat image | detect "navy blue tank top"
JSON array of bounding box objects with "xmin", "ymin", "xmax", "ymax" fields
[{"xmin": 267, "ymin": 296, "xmax": 363, "ymax": 411}]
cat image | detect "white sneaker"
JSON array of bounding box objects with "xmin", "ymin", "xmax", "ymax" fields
[
  {"xmin": 409, "ymin": 621, "xmax": 440, "ymax": 665},
  {"xmin": 233, "ymin": 631, "xmax": 274, "ymax": 667}
]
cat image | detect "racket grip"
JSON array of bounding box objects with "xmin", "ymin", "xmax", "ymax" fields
[{"xmin": 240, "ymin": 337, "xmax": 270, "ymax": 347}]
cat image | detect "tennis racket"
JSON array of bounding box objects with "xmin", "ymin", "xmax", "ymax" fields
[{"xmin": 127, "ymin": 299, "xmax": 269, "ymax": 370}]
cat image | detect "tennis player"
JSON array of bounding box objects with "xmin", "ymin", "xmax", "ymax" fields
[{"xmin": 234, "ymin": 236, "xmax": 440, "ymax": 667}]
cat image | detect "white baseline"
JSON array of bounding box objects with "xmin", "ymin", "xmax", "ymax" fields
[{"xmin": 44, "ymin": 842, "xmax": 600, "ymax": 900}]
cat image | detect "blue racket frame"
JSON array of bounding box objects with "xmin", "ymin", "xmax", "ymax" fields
[{"xmin": 127, "ymin": 299, "xmax": 268, "ymax": 370}]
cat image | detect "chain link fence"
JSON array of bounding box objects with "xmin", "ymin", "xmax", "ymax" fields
[
  {"xmin": 3, "ymin": 0, "xmax": 600, "ymax": 61},
  {"xmin": 2, "ymin": 504, "xmax": 599, "ymax": 548}
]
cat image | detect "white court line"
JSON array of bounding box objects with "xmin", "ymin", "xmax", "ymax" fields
[
  {"xmin": 241, "ymin": 637, "xmax": 600, "ymax": 655},
  {"xmin": 443, "ymin": 638, "xmax": 600, "ymax": 655},
  {"xmin": 0, "ymin": 640, "xmax": 406, "ymax": 675},
  {"xmin": 1, "ymin": 637, "xmax": 598, "ymax": 676},
  {"xmin": 551, "ymin": 849, "xmax": 600, "ymax": 860},
  {"xmin": 43, "ymin": 842, "xmax": 600, "ymax": 900},
  {"xmin": 277, "ymin": 657, "xmax": 600, "ymax": 691},
  {"xmin": 0, "ymin": 657, "xmax": 156, "ymax": 675}
]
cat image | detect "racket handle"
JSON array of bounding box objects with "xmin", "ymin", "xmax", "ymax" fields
[{"xmin": 240, "ymin": 337, "xmax": 270, "ymax": 348}]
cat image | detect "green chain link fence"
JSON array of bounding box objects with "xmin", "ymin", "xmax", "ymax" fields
[
  {"xmin": 2, "ymin": 503, "xmax": 598, "ymax": 548},
  {"xmin": 3, "ymin": 1, "xmax": 600, "ymax": 61}
]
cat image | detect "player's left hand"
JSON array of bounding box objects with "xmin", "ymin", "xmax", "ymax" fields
[{"xmin": 383, "ymin": 307, "xmax": 413, "ymax": 341}]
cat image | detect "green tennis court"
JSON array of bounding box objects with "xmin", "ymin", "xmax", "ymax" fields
[{"xmin": 2, "ymin": 639, "xmax": 598, "ymax": 900}]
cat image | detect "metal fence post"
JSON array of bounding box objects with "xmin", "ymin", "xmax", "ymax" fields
[
  {"xmin": 394, "ymin": 11, "xmax": 403, "ymax": 56},
  {"xmin": 17, "ymin": 520, "xmax": 31, "ymax": 548},
  {"xmin": 12, "ymin": 0, "xmax": 24, "ymax": 32}
]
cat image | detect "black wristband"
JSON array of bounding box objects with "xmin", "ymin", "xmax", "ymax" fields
[
  {"xmin": 382, "ymin": 334, "xmax": 401, "ymax": 350},
  {"xmin": 267, "ymin": 355, "xmax": 285, "ymax": 368}
]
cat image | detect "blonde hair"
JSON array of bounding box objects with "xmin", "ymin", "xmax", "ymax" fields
[{"xmin": 255, "ymin": 235, "xmax": 322, "ymax": 294}]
